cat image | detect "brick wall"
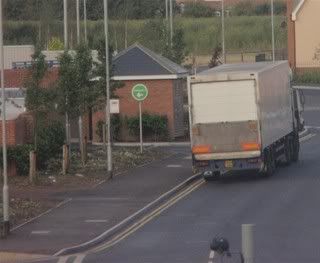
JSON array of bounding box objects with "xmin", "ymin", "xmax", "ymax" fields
[
  {"xmin": 92, "ymin": 79, "xmax": 178, "ymax": 142},
  {"xmin": 0, "ymin": 113, "xmax": 33, "ymax": 146}
]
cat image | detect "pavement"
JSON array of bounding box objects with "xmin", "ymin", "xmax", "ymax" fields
[{"xmin": 0, "ymin": 148, "xmax": 194, "ymax": 259}]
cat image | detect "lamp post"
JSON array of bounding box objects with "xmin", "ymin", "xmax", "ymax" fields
[
  {"xmin": 271, "ymin": 0, "xmax": 275, "ymax": 62},
  {"xmin": 169, "ymin": 0, "xmax": 173, "ymax": 46},
  {"xmin": 84, "ymin": 0, "xmax": 88, "ymax": 43},
  {"xmin": 221, "ymin": 0, "xmax": 226, "ymax": 63},
  {"xmin": 103, "ymin": 0, "xmax": 113, "ymax": 178},
  {"xmin": 0, "ymin": 0, "xmax": 9, "ymax": 237}
]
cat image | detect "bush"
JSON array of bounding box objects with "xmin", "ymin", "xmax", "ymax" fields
[
  {"xmin": 293, "ymin": 71, "xmax": 320, "ymax": 85},
  {"xmin": 126, "ymin": 113, "xmax": 168, "ymax": 141},
  {"xmin": 182, "ymin": 3, "xmax": 216, "ymax": 18},
  {"xmin": 96, "ymin": 115, "xmax": 121, "ymax": 142},
  {"xmin": 37, "ymin": 121, "xmax": 65, "ymax": 168}
]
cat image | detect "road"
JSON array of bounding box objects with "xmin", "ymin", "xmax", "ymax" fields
[{"xmin": 34, "ymin": 89, "xmax": 320, "ymax": 263}]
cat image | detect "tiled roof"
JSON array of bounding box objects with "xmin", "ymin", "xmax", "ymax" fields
[{"xmin": 113, "ymin": 43, "xmax": 188, "ymax": 77}]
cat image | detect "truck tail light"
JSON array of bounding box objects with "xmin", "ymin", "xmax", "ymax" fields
[
  {"xmin": 192, "ymin": 145, "xmax": 212, "ymax": 154},
  {"xmin": 241, "ymin": 142, "xmax": 261, "ymax": 151}
]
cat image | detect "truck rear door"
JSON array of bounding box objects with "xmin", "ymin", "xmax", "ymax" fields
[{"xmin": 190, "ymin": 80, "xmax": 261, "ymax": 159}]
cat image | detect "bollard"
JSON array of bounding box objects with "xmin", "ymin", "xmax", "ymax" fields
[
  {"xmin": 242, "ymin": 224, "xmax": 254, "ymax": 263},
  {"xmin": 29, "ymin": 150, "xmax": 36, "ymax": 184},
  {"xmin": 62, "ymin": 144, "xmax": 69, "ymax": 175}
]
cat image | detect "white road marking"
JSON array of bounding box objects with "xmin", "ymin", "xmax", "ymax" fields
[
  {"xmin": 57, "ymin": 256, "xmax": 69, "ymax": 263},
  {"xmin": 209, "ymin": 250, "xmax": 215, "ymax": 259},
  {"xmin": 73, "ymin": 254, "xmax": 86, "ymax": 263},
  {"xmin": 184, "ymin": 156, "xmax": 192, "ymax": 160},
  {"xmin": 166, "ymin": 164, "xmax": 182, "ymax": 168},
  {"xmin": 85, "ymin": 219, "xmax": 108, "ymax": 223},
  {"xmin": 31, "ymin": 231, "xmax": 51, "ymax": 235},
  {"xmin": 208, "ymin": 261, "xmax": 213, "ymax": 263},
  {"xmin": 300, "ymin": 133, "xmax": 316, "ymax": 143}
]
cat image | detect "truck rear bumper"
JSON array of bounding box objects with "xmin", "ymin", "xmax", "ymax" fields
[
  {"xmin": 194, "ymin": 157, "xmax": 263, "ymax": 175},
  {"xmin": 194, "ymin": 151, "xmax": 261, "ymax": 161}
]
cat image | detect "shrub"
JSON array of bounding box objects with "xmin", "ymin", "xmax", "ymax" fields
[
  {"xmin": 96, "ymin": 115, "xmax": 121, "ymax": 142},
  {"xmin": 126, "ymin": 113, "xmax": 168, "ymax": 141},
  {"xmin": 182, "ymin": 3, "xmax": 216, "ymax": 18},
  {"xmin": 37, "ymin": 121, "xmax": 65, "ymax": 168},
  {"xmin": 293, "ymin": 71, "xmax": 320, "ymax": 85}
]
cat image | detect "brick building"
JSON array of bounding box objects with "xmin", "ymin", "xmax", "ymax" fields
[
  {"xmin": 92, "ymin": 44, "xmax": 188, "ymax": 142},
  {"xmin": 287, "ymin": 0, "xmax": 320, "ymax": 71}
]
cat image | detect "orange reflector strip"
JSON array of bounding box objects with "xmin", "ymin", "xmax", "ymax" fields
[
  {"xmin": 192, "ymin": 145, "xmax": 212, "ymax": 154},
  {"xmin": 241, "ymin": 142, "xmax": 261, "ymax": 151}
]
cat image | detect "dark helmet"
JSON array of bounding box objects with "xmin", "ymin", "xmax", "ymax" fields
[{"xmin": 210, "ymin": 237, "xmax": 230, "ymax": 254}]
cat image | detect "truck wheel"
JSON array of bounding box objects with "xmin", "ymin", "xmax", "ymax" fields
[
  {"xmin": 262, "ymin": 148, "xmax": 276, "ymax": 177},
  {"xmin": 284, "ymin": 137, "xmax": 292, "ymax": 165},
  {"xmin": 292, "ymin": 134, "xmax": 300, "ymax": 163}
]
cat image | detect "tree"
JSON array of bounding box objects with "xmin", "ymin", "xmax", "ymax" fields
[
  {"xmin": 164, "ymin": 28, "xmax": 188, "ymax": 65},
  {"xmin": 25, "ymin": 48, "xmax": 55, "ymax": 150},
  {"xmin": 208, "ymin": 45, "xmax": 222, "ymax": 68}
]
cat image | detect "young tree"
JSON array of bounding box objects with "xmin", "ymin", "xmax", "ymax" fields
[
  {"xmin": 208, "ymin": 45, "xmax": 222, "ymax": 68},
  {"xmin": 25, "ymin": 48, "xmax": 55, "ymax": 151},
  {"xmin": 164, "ymin": 28, "xmax": 188, "ymax": 65}
]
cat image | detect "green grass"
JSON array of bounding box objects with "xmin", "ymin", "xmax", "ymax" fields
[{"xmin": 4, "ymin": 16, "xmax": 287, "ymax": 57}]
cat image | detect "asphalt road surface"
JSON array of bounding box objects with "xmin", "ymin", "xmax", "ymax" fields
[{"xmin": 44, "ymin": 89, "xmax": 320, "ymax": 263}]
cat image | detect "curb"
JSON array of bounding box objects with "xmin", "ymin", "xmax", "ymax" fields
[
  {"xmin": 54, "ymin": 173, "xmax": 202, "ymax": 256},
  {"xmin": 299, "ymin": 128, "xmax": 309, "ymax": 139}
]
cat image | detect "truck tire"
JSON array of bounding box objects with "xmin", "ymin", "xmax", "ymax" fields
[
  {"xmin": 262, "ymin": 147, "xmax": 276, "ymax": 177},
  {"xmin": 292, "ymin": 134, "xmax": 300, "ymax": 163}
]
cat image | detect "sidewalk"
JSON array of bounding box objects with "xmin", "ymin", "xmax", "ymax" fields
[{"xmin": 0, "ymin": 147, "xmax": 192, "ymax": 256}]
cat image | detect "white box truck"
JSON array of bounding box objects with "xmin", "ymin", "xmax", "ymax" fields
[{"xmin": 188, "ymin": 61, "xmax": 303, "ymax": 179}]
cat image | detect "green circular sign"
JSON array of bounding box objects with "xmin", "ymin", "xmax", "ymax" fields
[{"xmin": 132, "ymin": 84, "xmax": 148, "ymax": 101}]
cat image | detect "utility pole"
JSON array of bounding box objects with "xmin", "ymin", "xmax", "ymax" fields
[
  {"xmin": 271, "ymin": 0, "xmax": 275, "ymax": 62},
  {"xmin": 103, "ymin": 0, "xmax": 113, "ymax": 178},
  {"xmin": 83, "ymin": 0, "xmax": 88, "ymax": 43},
  {"xmin": 76, "ymin": 0, "xmax": 85, "ymax": 165},
  {"xmin": 63, "ymin": 0, "xmax": 71, "ymax": 155},
  {"xmin": 165, "ymin": 0, "xmax": 169, "ymax": 21},
  {"xmin": 169, "ymin": 0, "xmax": 173, "ymax": 46},
  {"xmin": 221, "ymin": 0, "xmax": 226, "ymax": 63},
  {"xmin": 0, "ymin": 0, "xmax": 10, "ymax": 237}
]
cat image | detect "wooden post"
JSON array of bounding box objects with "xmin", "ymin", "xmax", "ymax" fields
[
  {"xmin": 102, "ymin": 124, "xmax": 106, "ymax": 149},
  {"xmin": 62, "ymin": 144, "xmax": 69, "ymax": 175},
  {"xmin": 29, "ymin": 151, "xmax": 36, "ymax": 184},
  {"xmin": 82, "ymin": 136, "xmax": 88, "ymax": 165}
]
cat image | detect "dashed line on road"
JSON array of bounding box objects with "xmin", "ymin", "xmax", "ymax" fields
[
  {"xmin": 31, "ymin": 230, "xmax": 51, "ymax": 235},
  {"xmin": 73, "ymin": 254, "xmax": 86, "ymax": 263},
  {"xmin": 57, "ymin": 256, "xmax": 69, "ymax": 263},
  {"xmin": 166, "ymin": 164, "xmax": 183, "ymax": 168},
  {"xmin": 184, "ymin": 156, "xmax": 192, "ymax": 160},
  {"xmin": 208, "ymin": 250, "xmax": 215, "ymax": 263},
  {"xmin": 85, "ymin": 219, "xmax": 108, "ymax": 223}
]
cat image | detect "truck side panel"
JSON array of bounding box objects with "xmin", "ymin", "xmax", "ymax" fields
[{"xmin": 257, "ymin": 63, "xmax": 294, "ymax": 149}]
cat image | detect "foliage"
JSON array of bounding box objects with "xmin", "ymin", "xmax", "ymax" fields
[
  {"xmin": 25, "ymin": 47, "xmax": 56, "ymax": 150},
  {"xmin": 182, "ymin": 3, "xmax": 216, "ymax": 18},
  {"xmin": 4, "ymin": 16, "xmax": 287, "ymax": 55},
  {"xmin": 208, "ymin": 45, "xmax": 222, "ymax": 68},
  {"xmin": 293, "ymin": 71, "xmax": 320, "ymax": 85},
  {"xmin": 232, "ymin": 1, "xmax": 286, "ymax": 16},
  {"xmin": 96, "ymin": 115, "xmax": 121, "ymax": 142},
  {"xmin": 48, "ymin": 37, "xmax": 64, "ymax": 51},
  {"xmin": 163, "ymin": 28, "xmax": 188, "ymax": 65},
  {"xmin": 37, "ymin": 121, "xmax": 65, "ymax": 169},
  {"xmin": 0, "ymin": 145, "xmax": 34, "ymax": 176},
  {"xmin": 126, "ymin": 113, "xmax": 168, "ymax": 141}
]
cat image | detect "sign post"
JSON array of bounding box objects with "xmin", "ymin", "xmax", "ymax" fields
[{"xmin": 132, "ymin": 84, "xmax": 148, "ymax": 153}]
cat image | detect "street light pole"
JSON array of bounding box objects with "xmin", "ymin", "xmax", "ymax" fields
[
  {"xmin": 271, "ymin": 0, "xmax": 275, "ymax": 62},
  {"xmin": 165, "ymin": 0, "xmax": 169, "ymax": 21},
  {"xmin": 63, "ymin": 0, "xmax": 71, "ymax": 155},
  {"xmin": 83, "ymin": 0, "xmax": 87, "ymax": 43},
  {"xmin": 76, "ymin": 0, "xmax": 80, "ymax": 43},
  {"xmin": 221, "ymin": 0, "xmax": 226, "ymax": 63},
  {"xmin": 0, "ymin": 0, "xmax": 10, "ymax": 237},
  {"xmin": 103, "ymin": 0, "xmax": 113, "ymax": 178},
  {"xmin": 169, "ymin": 0, "xmax": 173, "ymax": 46}
]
